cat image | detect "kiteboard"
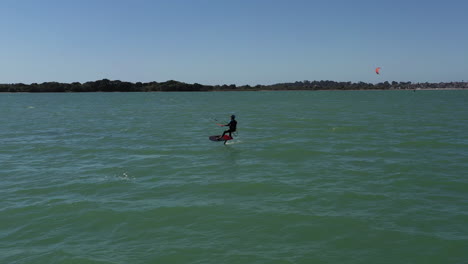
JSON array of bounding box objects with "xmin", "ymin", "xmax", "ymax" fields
[{"xmin": 209, "ymin": 135, "xmax": 233, "ymax": 142}]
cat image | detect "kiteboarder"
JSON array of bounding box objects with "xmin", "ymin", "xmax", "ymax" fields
[{"xmin": 219, "ymin": 115, "xmax": 237, "ymax": 139}]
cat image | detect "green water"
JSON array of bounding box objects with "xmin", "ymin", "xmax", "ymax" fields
[{"xmin": 1, "ymin": 91, "xmax": 467, "ymax": 264}]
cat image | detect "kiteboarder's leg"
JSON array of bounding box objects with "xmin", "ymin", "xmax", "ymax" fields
[{"xmin": 221, "ymin": 129, "xmax": 231, "ymax": 138}]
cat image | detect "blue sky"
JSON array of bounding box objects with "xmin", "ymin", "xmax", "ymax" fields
[{"xmin": 1, "ymin": 0, "xmax": 467, "ymax": 85}]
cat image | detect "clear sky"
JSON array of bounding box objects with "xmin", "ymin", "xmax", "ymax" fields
[{"xmin": 1, "ymin": 0, "xmax": 467, "ymax": 85}]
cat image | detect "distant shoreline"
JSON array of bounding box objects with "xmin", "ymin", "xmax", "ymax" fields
[
  {"xmin": 2, "ymin": 88, "xmax": 468, "ymax": 94},
  {"xmin": 1, "ymin": 79, "xmax": 467, "ymax": 93}
]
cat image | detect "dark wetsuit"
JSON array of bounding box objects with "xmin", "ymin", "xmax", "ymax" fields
[{"xmin": 222, "ymin": 120, "xmax": 237, "ymax": 137}]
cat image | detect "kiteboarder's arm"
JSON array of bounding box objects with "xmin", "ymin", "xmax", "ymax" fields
[{"xmin": 216, "ymin": 121, "xmax": 231, "ymax": 127}]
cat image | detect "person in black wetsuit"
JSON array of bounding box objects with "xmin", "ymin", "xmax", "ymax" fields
[{"xmin": 220, "ymin": 115, "xmax": 237, "ymax": 139}]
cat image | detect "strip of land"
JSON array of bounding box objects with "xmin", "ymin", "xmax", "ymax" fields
[{"xmin": 1, "ymin": 79, "xmax": 467, "ymax": 92}]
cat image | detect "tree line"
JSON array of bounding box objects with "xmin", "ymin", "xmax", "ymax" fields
[{"xmin": 1, "ymin": 79, "xmax": 467, "ymax": 93}]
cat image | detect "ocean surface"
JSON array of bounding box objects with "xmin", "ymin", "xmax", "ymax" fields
[{"xmin": 1, "ymin": 91, "xmax": 467, "ymax": 264}]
